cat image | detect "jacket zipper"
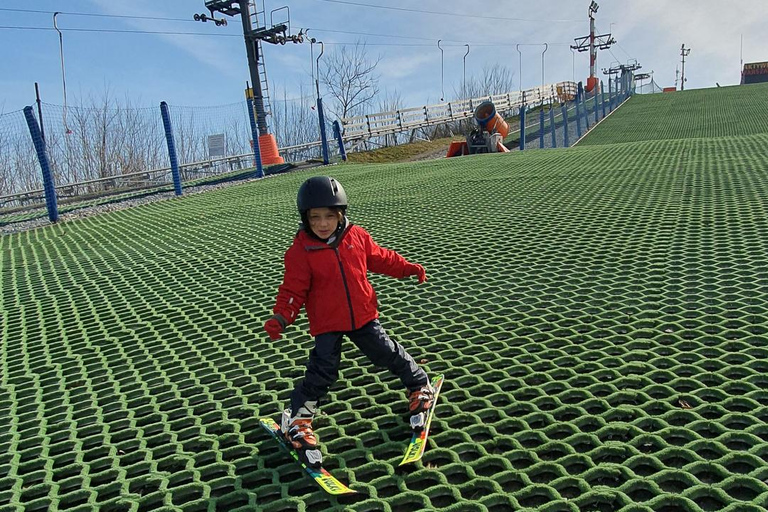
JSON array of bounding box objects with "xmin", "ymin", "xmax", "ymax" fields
[{"xmin": 334, "ymin": 247, "xmax": 356, "ymax": 330}]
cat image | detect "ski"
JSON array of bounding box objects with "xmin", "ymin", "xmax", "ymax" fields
[
  {"xmin": 399, "ymin": 374, "xmax": 445, "ymax": 466},
  {"xmin": 259, "ymin": 418, "xmax": 357, "ymax": 495}
]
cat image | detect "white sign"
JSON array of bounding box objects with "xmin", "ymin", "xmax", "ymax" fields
[{"xmin": 208, "ymin": 134, "xmax": 226, "ymax": 158}]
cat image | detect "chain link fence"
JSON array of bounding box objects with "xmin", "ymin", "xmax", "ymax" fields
[{"xmin": 0, "ymin": 97, "xmax": 335, "ymax": 214}]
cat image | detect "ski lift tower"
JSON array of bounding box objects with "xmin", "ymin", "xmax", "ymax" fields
[
  {"xmin": 571, "ymin": 1, "xmax": 615, "ymax": 93},
  {"xmin": 196, "ymin": 1, "xmax": 304, "ymax": 164},
  {"xmin": 635, "ymin": 72, "xmax": 651, "ymax": 93},
  {"xmin": 602, "ymin": 59, "xmax": 641, "ymax": 95}
]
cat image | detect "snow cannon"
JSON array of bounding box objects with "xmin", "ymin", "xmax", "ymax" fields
[
  {"xmin": 473, "ymin": 101, "xmax": 509, "ymax": 138},
  {"xmin": 446, "ymin": 101, "xmax": 510, "ymax": 157}
]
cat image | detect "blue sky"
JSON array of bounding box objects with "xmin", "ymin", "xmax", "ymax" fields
[{"xmin": 2, "ymin": 0, "xmax": 767, "ymax": 115}]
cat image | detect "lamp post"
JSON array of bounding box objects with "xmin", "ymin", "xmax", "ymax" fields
[
  {"xmin": 437, "ymin": 39, "xmax": 444, "ymax": 101},
  {"xmin": 570, "ymin": 47, "xmax": 576, "ymax": 82},
  {"xmin": 463, "ymin": 44, "xmax": 470, "ymax": 98},
  {"xmin": 53, "ymin": 12, "xmax": 71, "ymax": 134},
  {"xmin": 680, "ymin": 44, "xmax": 691, "ymax": 91}
]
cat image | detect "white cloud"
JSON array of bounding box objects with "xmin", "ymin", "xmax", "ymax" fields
[
  {"xmin": 603, "ymin": 0, "xmax": 768, "ymax": 87},
  {"xmin": 87, "ymin": 0, "xmax": 243, "ymax": 77},
  {"xmin": 378, "ymin": 53, "xmax": 435, "ymax": 80}
]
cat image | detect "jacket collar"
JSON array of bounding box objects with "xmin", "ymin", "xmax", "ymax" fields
[{"xmin": 299, "ymin": 219, "xmax": 353, "ymax": 251}]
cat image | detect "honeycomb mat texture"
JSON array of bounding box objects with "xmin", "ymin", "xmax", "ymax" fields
[
  {"xmin": 580, "ymin": 82, "xmax": 768, "ymax": 146},
  {"xmin": 2, "ymin": 84, "xmax": 768, "ymax": 512}
]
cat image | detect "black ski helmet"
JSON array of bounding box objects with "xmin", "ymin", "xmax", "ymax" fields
[{"xmin": 296, "ymin": 176, "xmax": 348, "ymax": 215}]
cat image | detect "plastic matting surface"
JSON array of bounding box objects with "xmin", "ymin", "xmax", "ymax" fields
[{"xmin": 2, "ymin": 85, "xmax": 768, "ymax": 511}]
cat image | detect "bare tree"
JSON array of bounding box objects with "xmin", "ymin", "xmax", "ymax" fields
[
  {"xmin": 272, "ymin": 84, "xmax": 318, "ymax": 149},
  {"xmin": 376, "ymin": 88, "xmax": 406, "ymax": 147},
  {"xmin": 319, "ymin": 42, "xmax": 381, "ymax": 120},
  {"xmin": 418, "ymin": 63, "xmax": 519, "ymax": 140},
  {"xmin": 2, "ymin": 75, "xmax": 358, "ymax": 203},
  {"xmin": 454, "ymin": 63, "xmax": 517, "ymax": 100}
]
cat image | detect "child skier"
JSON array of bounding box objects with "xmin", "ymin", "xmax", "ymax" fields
[{"xmin": 264, "ymin": 176, "xmax": 434, "ymax": 468}]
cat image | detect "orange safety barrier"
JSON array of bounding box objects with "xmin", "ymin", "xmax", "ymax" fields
[
  {"xmin": 586, "ymin": 76, "xmax": 599, "ymax": 93},
  {"xmin": 446, "ymin": 141, "xmax": 469, "ymax": 157},
  {"xmin": 259, "ymin": 133, "xmax": 284, "ymax": 165}
]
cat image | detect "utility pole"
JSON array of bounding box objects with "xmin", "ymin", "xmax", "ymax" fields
[
  {"xmin": 195, "ymin": 1, "xmax": 304, "ymax": 134},
  {"xmin": 571, "ymin": 1, "xmax": 615, "ymax": 93},
  {"xmin": 240, "ymin": 1, "xmax": 267, "ymax": 134},
  {"xmin": 740, "ymin": 34, "xmax": 744, "ymax": 84},
  {"xmin": 680, "ymin": 44, "xmax": 691, "ymax": 91}
]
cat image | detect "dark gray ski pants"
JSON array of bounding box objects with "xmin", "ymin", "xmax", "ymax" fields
[{"xmin": 290, "ymin": 319, "xmax": 428, "ymax": 413}]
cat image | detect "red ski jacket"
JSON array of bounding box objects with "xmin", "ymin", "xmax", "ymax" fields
[{"xmin": 272, "ymin": 223, "xmax": 417, "ymax": 336}]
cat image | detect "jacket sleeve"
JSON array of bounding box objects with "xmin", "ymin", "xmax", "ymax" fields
[
  {"xmin": 363, "ymin": 228, "xmax": 414, "ymax": 278},
  {"xmin": 273, "ymin": 243, "xmax": 311, "ymax": 325}
]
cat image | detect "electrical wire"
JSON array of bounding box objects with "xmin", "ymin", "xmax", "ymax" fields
[
  {"xmin": 1, "ymin": 6, "xmax": 575, "ymax": 47},
  {"xmin": 595, "ymin": 25, "xmax": 635, "ymax": 63},
  {"xmin": 306, "ymin": 27, "xmax": 571, "ymax": 47},
  {"xmin": 0, "ymin": 7, "xmax": 196, "ymax": 23},
  {"xmin": 313, "ymin": 0, "xmax": 581, "ymax": 23},
  {"xmin": 0, "ymin": 25, "xmax": 241, "ymax": 37},
  {"xmin": 0, "ymin": 25, "xmax": 570, "ymax": 48},
  {"xmin": 614, "ymin": 42, "xmax": 634, "ymax": 60},
  {"xmin": 307, "ymin": 26, "xmax": 464, "ymax": 43}
]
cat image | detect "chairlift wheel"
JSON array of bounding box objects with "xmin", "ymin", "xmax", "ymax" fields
[
  {"xmin": 193, "ymin": 13, "xmax": 201, "ymax": 21},
  {"xmin": 218, "ymin": 19, "xmax": 227, "ymax": 26}
]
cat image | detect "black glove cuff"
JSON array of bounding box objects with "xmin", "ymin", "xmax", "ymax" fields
[{"xmin": 272, "ymin": 313, "xmax": 288, "ymax": 329}]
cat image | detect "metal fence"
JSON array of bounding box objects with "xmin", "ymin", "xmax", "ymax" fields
[
  {"xmin": 0, "ymin": 99, "xmax": 335, "ymax": 211},
  {"xmin": 0, "ymin": 77, "xmax": 631, "ymax": 220},
  {"xmin": 340, "ymin": 82, "xmax": 579, "ymax": 141},
  {"xmin": 514, "ymin": 74, "xmax": 635, "ymax": 151}
]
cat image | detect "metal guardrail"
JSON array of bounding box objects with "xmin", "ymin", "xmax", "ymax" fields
[
  {"xmin": 0, "ymin": 135, "xmax": 346, "ymax": 211},
  {"xmin": 0, "ymin": 153, "xmax": 255, "ymax": 210},
  {"xmin": 340, "ymin": 82, "xmax": 578, "ymax": 140},
  {"xmin": 1, "ymin": 82, "xmax": 586, "ymax": 212}
]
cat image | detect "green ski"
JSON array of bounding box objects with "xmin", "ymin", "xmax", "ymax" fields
[
  {"xmin": 399, "ymin": 374, "xmax": 445, "ymax": 466},
  {"xmin": 259, "ymin": 418, "xmax": 357, "ymax": 495}
]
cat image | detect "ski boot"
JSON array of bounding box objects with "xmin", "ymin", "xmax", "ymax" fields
[
  {"xmin": 281, "ymin": 401, "xmax": 322, "ymax": 469},
  {"xmin": 407, "ymin": 382, "xmax": 435, "ymax": 432}
]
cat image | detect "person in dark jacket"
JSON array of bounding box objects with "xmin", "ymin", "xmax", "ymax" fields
[{"xmin": 264, "ymin": 176, "xmax": 433, "ymax": 468}]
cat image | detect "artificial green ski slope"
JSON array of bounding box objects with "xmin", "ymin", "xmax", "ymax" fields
[
  {"xmin": 2, "ymin": 85, "xmax": 768, "ymax": 512},
  {"xmin": 580, "ymin": 82, "xmax": 768, "ymax": 145}
]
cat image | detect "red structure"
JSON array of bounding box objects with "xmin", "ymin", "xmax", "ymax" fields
[
  {"xmin": 742, "ymin": 61, "xmax": 768, "ymax": 85},
  {"xmin": 571, "ymin": 2, "xmax": 615, "ymax": 93}
]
